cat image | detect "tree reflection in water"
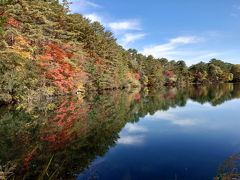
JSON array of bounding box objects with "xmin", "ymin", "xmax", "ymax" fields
[
  {"xmin": 214, "ymin": 153, "xmax": 240, "ymax": 180},
  {"xmin": 0, "ymin": 83, "xmax": 240, "ymax": 179}
]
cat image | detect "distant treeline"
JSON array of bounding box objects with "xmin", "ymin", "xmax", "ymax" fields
[{"xmin": 0, "ymin": 0, "xmax": 240, "ymax": 104}]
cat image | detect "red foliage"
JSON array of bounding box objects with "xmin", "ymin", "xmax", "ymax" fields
[
  {"xmin": 164, "ymin": 70, "xmax": 175, "ymax": 77},
  {"xmin": 134, "ymin": 73, "xmax": 141, "ymax": 80},
  {"xmin": 6, "ymin": 17, "xmax": 20, "ymax": 28},
  {"xmin": 23, "ymin": 148, "xmax": 37, "ymax": 169},
  {"xmin": 38, "ymin": 42, "xmax": 84, "ymax": 93},
  {"xmin": 134, "ymin": 93, "xmax": 141, "ymax": 101},
  {"xmin": 41, "ymin": 100, "xmax": 90, "ymax": 151}
]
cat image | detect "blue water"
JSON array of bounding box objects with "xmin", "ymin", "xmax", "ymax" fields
[{"xmin": 78, "ymin": 99, "xmax": 240, "ymax": 180}]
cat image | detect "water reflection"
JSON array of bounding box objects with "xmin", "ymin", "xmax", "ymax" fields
[
  {"xmin": 214, "ymin": 153, "xmax": 240, "ymax": 180},
  {"xmin": 0, "ymin": 83, "xmax": 240, "ymax": 179}
]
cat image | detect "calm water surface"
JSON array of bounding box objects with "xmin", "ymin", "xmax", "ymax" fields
[{"xmin": 1, "ymin": 84, "xmax": 240, "ymax": 179}]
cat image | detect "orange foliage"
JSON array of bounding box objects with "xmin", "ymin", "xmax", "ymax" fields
[
  {"xmin": 96, "ymin": 58, "xmax": 105, "ymax": 65},
  {"xmin": 7, "ymin": 17, "xmax": 20, "ymax": 28},
  {"xmin": 38, "ymin": 42, "xmax": 87, "ymax": 93},
  {"xmin": 134, "ymin": 73, "xmax": 141, "ymax": 80}
]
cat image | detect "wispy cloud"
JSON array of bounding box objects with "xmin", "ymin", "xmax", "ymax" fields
[
  {"xmin": 233, "ymin": 5, "xmax": 240, "ymax": 10},
  {"xmin": 124, "ymin": 123, "xmax": 148, "ymax": 133},
  {"xmin": 146, "ymin": 111, "xmax": 199, "ymax": 126},
  {"xmin": 70, "ymin": 1, "xmax": 146, "ymax": 47},
  {"xmin": 108, "ymin": 20, "xmax": 141, "ymax": 31},
  {"xmin": 230, "ymin": 5, "xmax": 240, "ymax": 18},
  {"xmin": 82, "ymin": 15, "xmax": 145, "ymax": 46},
  {"xmin": 84, "ymin": 13, "xmax": 103, "ymax": 23},
  {"xmin": 230, "ymin": 13, "xmax": 239, "ymax": 18},
  {"xmin": 117, "ymin": 123, "xmax": 147, "ymax": 145},
  {"xmin": 141, "ymin": 36, "xmax": 203, "ymax": 58},
  {"xmin": 108, "ymin": 19, "xmax": 145, "ymax": 47},
  {"xmin": 120, "ymin": 33, "xmax": 146, "ymax": 47},
  {"xmin": 84, "ymin": 0, "xmax": 101, "ymax": 8},
  {"xmin": 169, "ymin": 36, "xmax": 201, "ymax": 44},
  {"xmin": 117, "ymin": 135, "xmax": 145, "ymax": 145},
  {"xmin": 70, "ymin": 0, "xmax": 101, "ymax": 13},
  {"xmin": 139, "ymin": 35, "xmax": 223, "ymax": 65}
]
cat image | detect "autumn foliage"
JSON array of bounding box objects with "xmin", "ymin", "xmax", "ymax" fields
[
  {"xmin": 1, "ymin": 0, "xmax": 240, "ymax": 105},
  {"xmin": 134, "ymin": 73, "xmax": 141, "ymax": 80},
  {"xmin": 164, "ymin": 70, "xmax": 175, "ymax": 78},
  {"xmin": 41, "ymin": 99, "xmax": 89, "ymax": 150},
  {"xmin": 37, "ymin": 42, "xmax": 87, "ymax": 93},
  {"xmin": 6, "ymin": 17, "xmax": 20, "ymax": 28}
]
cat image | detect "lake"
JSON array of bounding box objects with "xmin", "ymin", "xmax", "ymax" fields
[{"xmin": 1, "ymin": 84, "xmax": 240, "ymax": 180}]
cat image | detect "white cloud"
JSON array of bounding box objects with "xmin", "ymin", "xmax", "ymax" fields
[
  {"xmin": 117, "ymin": 135, "xmax": 145, "ymax": 145},
  {"xmin": 146, "ymin": 111, "xmax": 198, "ymax": 126},
  {"xmin": 117, "ymin": 123, "xmax": 147, "ymax": 145},
  {"xmin": 140, "ymin": 36, "xmax": 220, "ymax": 65},
  {"xmin": 108, "ymin": 20, "xmax": 141, "ymax": 31},
  {"xmin": 84, "ymin": 0, "xmax": 101, "ymax": 8},
  {"xmin": 70, "ymin": 0, "xmax": 101, "ymax": 13},
  {"xmin": 142, "ymin": 36, "xmax": 202, "ymax": 58},
  {"xmin": 169, "ymin": 36, "xmax": 201, "ymax": 44},
  {"xmin": 69, "ymin": 1, "xmax": 146, "ymax": 47},
  {"xmin": 124, "ymin": 123, "xmax": 148, "ymax": 133},
  {"xmin": 120, "ymin": 33, "xmax": 146, "ymax": 47},
  {"xmin": 108, "ymin": 20, "xmax": 145, "ymax": 46},
  {"xmin": 84, "ymin": 13, "xmax": 102, "ymax": 23},
  {"xmin": 82, "ymin": 16, "xmax": 145, "ymax": 46}
]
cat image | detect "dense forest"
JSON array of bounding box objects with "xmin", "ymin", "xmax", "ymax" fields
[{"xmin": 1, "ymin": 0, "xmax": 240, "ymax": 105}]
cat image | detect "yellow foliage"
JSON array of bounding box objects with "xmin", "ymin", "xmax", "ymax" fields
[
  {"xmin": 45, "ymin": 87, "xmax": 55, "ymax": 96},
  {"xmin": 11, "ymin": 36, "xmax": 33, "ymax": 59},
  {"xmin": 126, "ymin": 72, "xmax": 141, "ymax": 88}
]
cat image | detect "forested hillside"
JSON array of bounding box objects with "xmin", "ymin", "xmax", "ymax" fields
[{"xmin": 0, "ymin": 0, "xmax": 240, "ymax": 105}]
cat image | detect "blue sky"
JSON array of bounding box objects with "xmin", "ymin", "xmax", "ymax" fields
[{"xmin": 69, "ymin": 0, "xmax": 240, "ymax": 65}]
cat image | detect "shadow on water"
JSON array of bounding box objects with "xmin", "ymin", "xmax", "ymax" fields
[{"xmin": 0, "ymin": 83, "xmax": 240, "ymax": 179}]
